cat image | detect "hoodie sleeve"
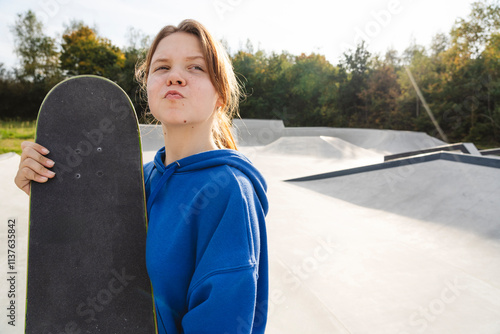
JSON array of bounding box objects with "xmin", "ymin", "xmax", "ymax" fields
[
  {"xmin": 182, "ymin": 267, "xmax": 266, "ymax": 333},
  {"xmin": 180, "ymin": 167, "xmax": 268, "ymax": 334}
]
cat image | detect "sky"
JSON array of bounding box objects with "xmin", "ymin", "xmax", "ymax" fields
[{"xmin": 0, "ymin": 0, "xmax": 477, "ymax": 70}]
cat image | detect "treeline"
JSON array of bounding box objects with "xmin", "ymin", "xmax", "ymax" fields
[
  {"xmin": 234, "ymin": 0, "xmax": 500, "ymax": 146},
  {"xmin": 1, "ymin": 1, "xmax": 499, "ymax": 146},
  {"xmin": 0, "ymin": 12, "xmax": 149, "ymax": 122}
]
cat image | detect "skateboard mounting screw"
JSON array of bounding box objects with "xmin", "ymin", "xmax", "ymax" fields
[
  {"xmin": 97, "ymin": 147, "xmax": 103, "ymax": 152},
  {"xmin": 96, "ymin": 171, "xmax": 104, "ymax": 177},
  {"xmin": 75, "ymin": 173, "xmax": 81, "ymax": 179},
  {"xmin": 75, "ymin": 149, "xmax": 81, "ymax": 154}
]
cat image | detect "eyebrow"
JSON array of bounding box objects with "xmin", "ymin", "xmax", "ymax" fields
[
  {"xmin": 151, "ymin": 55, "xmax": 205, "ymax": 64},
  {"xmin": 185, "ymin": 55, "xmax": 205, "ymax": 61}
]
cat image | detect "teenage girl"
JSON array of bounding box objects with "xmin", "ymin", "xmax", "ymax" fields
[{"xmin": 15, "ymin": 19, "xmax": 269, "ymax": 334}]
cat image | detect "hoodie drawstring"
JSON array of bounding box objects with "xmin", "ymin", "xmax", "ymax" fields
[{"xmin": 147, "ymin": 161, "xmax": 180, "ymax": 218}]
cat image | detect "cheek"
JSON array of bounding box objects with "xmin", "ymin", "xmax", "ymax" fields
[
  {"xmin": 146, "ymin": 77, "xmax": 154, "ymax": 96},
  {"xmin": 146, "ymin": 86, "xmax": 159, "ymax": 115},
  {"xmin": 203, "ymin": 83, "xmax": 220, "ymax": 105},
  {"xmin": 146, "ymin": 79, "xmax": 158, "ymax": 105},
  {"xmin": 147, "ymin": 72, "xmax": 163, "ymax": 91}
]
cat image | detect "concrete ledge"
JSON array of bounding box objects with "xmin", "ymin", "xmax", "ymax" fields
[
  {"xmin": 286, "ymin": 151, "xmax": 500, "ymax": 182},
  {"xmin": 384, "ymin": 143, "xmax": 480, "ymax": 161},
  {"xmin": 480, "ymin": 148, "xmax": 500, "ymax": 156}
]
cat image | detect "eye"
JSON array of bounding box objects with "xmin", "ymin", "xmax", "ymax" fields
[
  {"xmin": 190, "ymin": 65, "xmax": 204, "ymax": 71},
  {"xmin": 154, "ymin": 65, "xmax": 170, "ymax": 72}
]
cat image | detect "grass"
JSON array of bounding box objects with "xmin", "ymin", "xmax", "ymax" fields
[{"xmin": 0, "ymin": 120, "xmax": 36, "ymax": 154}]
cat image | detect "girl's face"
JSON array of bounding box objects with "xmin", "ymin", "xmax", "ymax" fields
[{"xmin": 147, "ymin": 32, "xmax": 221, "ymax": 128}]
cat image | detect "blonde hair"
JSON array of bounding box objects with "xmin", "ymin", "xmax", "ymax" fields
[{"xmin": 136, "ymin": 19, "xmax": 240, "ymax": 150}]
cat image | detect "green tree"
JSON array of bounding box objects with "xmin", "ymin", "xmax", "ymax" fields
[
  {"xmin": 232, "ymin": 49, "xmax": 272, "ymax": 119},
  {"xmin": 60, "ymin": 23, "xmax": 125, "ymax": 80},
  {"xmin": 359, "ymin": 58, "xmax": 405, "ymax": 129},
  {"xmin": 10, "ymin": 10, "xmax": 60, "ymax": 83},
  {"xmin": 283, "ymin": 53, "xmax": 337, "ymax": 126},
  {"xmin": 451, "ymin": 0, "xmax": 500, "ymax": 58},
  {"xmin": 480, "ymin": 33, "xmax": 500, "ymax": 141},
  {"xmin": 337, "ymin": 41, "xmax": 371, "ymax": 127},
  {"xmin": 398, "ymin": 43, "xmax": 440, "ymax": 134},
  {"xmin": 263, "ymin": 51, "xmax": 296, "ymax": 123},
  {"xmin": 3, "ymin": 11, "xmax": 60, "ymax": 120},
  {"xmin": 439, "ymin": 0, "xmax": 500, "ymax": 144},
  {"xmin": 117, "ymin": 27, "xmax": 151, "ymax": 121}
]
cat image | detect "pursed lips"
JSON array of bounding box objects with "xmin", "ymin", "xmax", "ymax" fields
[{"xmin": 164, "ymin": 90, "xmax": 184, "ymax": 100}]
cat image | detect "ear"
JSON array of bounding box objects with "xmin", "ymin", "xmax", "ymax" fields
[{"xmin": 216, "ymin": 96, "xmax": 224, "ymax": 109}]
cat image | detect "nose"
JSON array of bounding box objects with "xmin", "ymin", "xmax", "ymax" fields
[{"xmin": 167, "ymin": 68, "xmax": 186, "ymax": 86}]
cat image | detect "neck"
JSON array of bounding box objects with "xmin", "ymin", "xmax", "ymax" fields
[{"xmin": 162, "ymin": 123, "xmax": 218, "ymax": 166}]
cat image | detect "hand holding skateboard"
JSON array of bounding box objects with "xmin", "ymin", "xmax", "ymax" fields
[{"xmin": 14, "ymin": 141, "xmax": 55, "ymax": 195}]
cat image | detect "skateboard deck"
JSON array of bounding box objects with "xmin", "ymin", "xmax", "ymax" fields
[{"xmin": 26, "ymin": 75, "xmax": 157, "ymax": 333}]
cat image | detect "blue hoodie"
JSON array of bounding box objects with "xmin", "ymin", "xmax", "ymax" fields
[{"xmin": 144, "ymin": 147, "xmax": 269, "ymax": 334}]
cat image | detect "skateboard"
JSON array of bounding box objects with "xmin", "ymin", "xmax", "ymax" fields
[{"xmin": 26, "ymin": 75, "xmax": 157, "ymax": 333}]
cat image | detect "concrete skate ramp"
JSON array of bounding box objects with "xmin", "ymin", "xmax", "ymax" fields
[
  {"xmin": 144, "ymin": 119, "xmax": 446, "ymax": 155},
  {"xmin": 291, "ymin": 159, "xmax": 500, "ymax": 240},
  {"xmin": 140, "ymin": 119, "xmax": 286, "ymax": 149},
  {"xmin": 258, "ymin": 136, "xmax": 380, "ymax": 160},
  {"xmin": 258, "ymin": 155, "xmax": 500, "ymax": 333},
  {"xmin": 140, "ymin": 124, "xmax": 164, "ymax": 152},
  {"xmin": 283, "ymin": 127, "xmax": 447, "ymax": 154},
  {"xmin": 2, "ymin": 122, "xmax": 500, "ymax": 334},
  {"xmin": 230, "ymin": 120, "xmax": 447, "ymax": 154},
  {"xmin": 232, "ymin": 119, "xmax": 285, "ymax": 146},
  {"xmin": 286, "ymin": 151, "xmax": 500, "ymax": 182}
]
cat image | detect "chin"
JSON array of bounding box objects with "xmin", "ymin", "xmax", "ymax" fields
[{"xmin": 151, "ymin": 111, "xmax": 187, "ymax": 125}]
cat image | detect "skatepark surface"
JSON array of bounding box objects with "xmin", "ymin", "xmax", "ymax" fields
[{"xmin": 1, "ymin": 119, "xmax": 500, "ymax": 333}]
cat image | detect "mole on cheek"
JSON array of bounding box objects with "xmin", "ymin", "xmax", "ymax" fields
[{"xmin": 183, "ymin": 120, "xmax": 187, "ymax": 123}]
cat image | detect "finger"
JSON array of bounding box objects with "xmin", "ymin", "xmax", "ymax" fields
[
  {"xmin": 19, "ymin": 165, "xmax": 50, "ymax": 183},
  {"xmin": 21, "ymin": 141, "xmax": 50, "ymax": 155},
  {"xmin": 21, "ymin": 183, "xmax": 30, "ymax": 196},
  {"xmin": 14, "ymin": 165, "xmax": 49, "ymax": 196},
  {"xmin": 14, "ymin": 175, "xmax": 31, "ymax": 196},
  {"xmin": 23, "ymin": 157, "xmax": 56, "ymax": 179},
  {"xmin": 21, "ymin": 146, "xmax": 55, "ymax": 169}
]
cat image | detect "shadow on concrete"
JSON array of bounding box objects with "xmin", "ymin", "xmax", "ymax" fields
[{"xmin": 288, "ymin": 157, "xmax": 500, "ymax": 241}]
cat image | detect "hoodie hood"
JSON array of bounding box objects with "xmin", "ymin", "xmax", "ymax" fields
[{"xmin": 147, "ymin": 147, "xmax": 268, "ymax": 216}]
